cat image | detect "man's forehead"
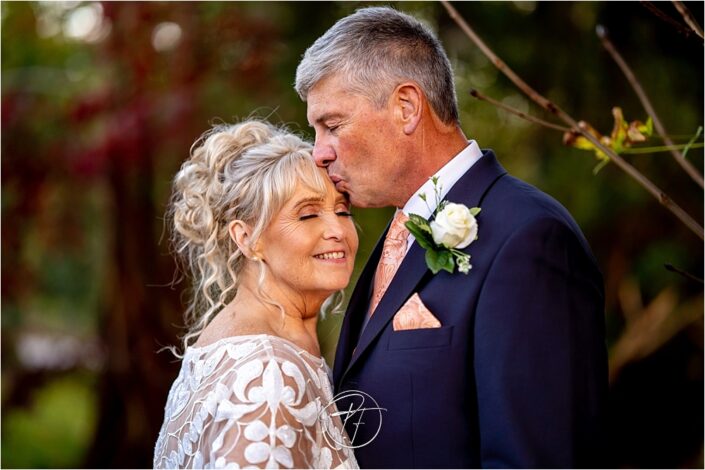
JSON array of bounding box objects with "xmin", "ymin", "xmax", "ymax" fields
[
  {"xmin": 306, "ymin": 77, "xmax": 362, "ymax": 123},
  {"xmin": 306, "ymin": 74, "xmax": 346, "ymax": 105},
  {"xmin": 305, "ymin": 87, "xmax": 327, "ymax": 123}
]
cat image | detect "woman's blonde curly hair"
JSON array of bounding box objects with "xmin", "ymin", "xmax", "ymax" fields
[{"xmin": 167, "ymin": 119, "xmax": 335, "ymax": 352}]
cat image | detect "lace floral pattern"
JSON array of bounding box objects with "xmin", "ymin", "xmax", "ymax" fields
[{"xmin": 154, "ymin": 335, "xmax": 358, "ymax": 469}]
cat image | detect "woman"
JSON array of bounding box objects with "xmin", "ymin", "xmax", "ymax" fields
[{"xmin": 153, "ymin": 120, "xmax": 359, "ymax": 469}]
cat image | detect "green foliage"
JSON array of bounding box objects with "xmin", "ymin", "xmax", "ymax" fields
[
  {"xmin": 1, "ymin": 374, "xmax": 98, "ymax": 468},
  {"xmin": 562, "ymin": 107, "xmax": 655, "ymax": 173}
]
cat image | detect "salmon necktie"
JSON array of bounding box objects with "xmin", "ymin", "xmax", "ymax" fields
[{"xmin": 369, "ymin": 211, "xmax": 410, "ymax": 317}]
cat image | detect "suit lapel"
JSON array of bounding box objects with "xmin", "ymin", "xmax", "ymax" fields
[
  {"xmin": 337, "ymin": 150, "xmax": 507, "ymax": 386},
  {"xmin": 340, "ymin": 241, "xmax": 429, "ymax": 379},
  {"xmin": 443, "ymin": 150, "xmax": 506, "ymax": 210},
  {"xmin": 333, "ymin": 230, "xmax": 385, "ymax": 386}
]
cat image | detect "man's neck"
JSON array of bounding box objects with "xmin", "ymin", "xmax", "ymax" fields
[{"xmin": 396, "ymin": 125, "xmax": 469, "ymax": 207}]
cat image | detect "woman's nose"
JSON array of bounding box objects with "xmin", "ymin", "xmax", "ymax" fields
[{"xmin": 322, "ymin": 214, "xmax": 345, "ymax": 240}]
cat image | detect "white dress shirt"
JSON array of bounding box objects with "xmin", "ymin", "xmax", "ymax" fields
[{"xmin": 398, "ymin": 140, "xmax": 484, "ymax": 252}]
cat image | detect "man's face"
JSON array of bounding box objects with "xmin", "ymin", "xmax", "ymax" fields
[{"xmin": 306, "ymin": 74, "xmax": 405, "ymax": 208}]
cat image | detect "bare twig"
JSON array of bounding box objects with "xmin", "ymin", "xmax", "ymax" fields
[
  {"xmin": 596, "ymin": 25, "xmax": 704, "ymax": 187},
  {"xmin": 682, "ymin": 126, "xmax": 703, "ymax": 159},
  {"xmin": 672, "ymin": 0, "xmax": 705, "ymax": 39},
  {"xmin": 621, "ymin": 142, "xmax": 705, "ymax": 154},
  {"xmin": 469, "ymin": 89, "xmax": 571, "ymax": 132},
  {"xmin": 640, "ymin": 1, "xmax": 697, "ymax": 39},
  {"xmin": 665, "ymin": 263, "xmax": 704, "ymax": 284},
  {"xmin": 441, "ymin": 0, "xmax": 704, "ymax": 240}
]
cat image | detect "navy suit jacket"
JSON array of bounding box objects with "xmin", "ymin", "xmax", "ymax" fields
[{"xmin": 333, "ymin": 151, "xmax": 608, "ymax": 468}]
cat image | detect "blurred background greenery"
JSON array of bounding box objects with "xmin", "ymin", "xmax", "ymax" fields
[{"xmin": 2, "ymin": 1, "xmax": 702, "ymax": 468}]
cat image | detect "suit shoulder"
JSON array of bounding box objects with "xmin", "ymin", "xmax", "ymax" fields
[
  {"xmin": 481, "ymin": 174, "xmax": 580, "ymax": 231},
  {"xmin": 472, "ymin": 173, "xmax": 600, "ymax": 261}
]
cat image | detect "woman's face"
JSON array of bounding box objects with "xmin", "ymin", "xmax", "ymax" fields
[{"xmin": 257, "ymin": 169, "xmax": 358, "ymax": 301}]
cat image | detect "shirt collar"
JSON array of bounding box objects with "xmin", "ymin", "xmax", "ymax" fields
[{"xmin": 401, "ymin": 140, "xmax": 483, "ymax": 220}]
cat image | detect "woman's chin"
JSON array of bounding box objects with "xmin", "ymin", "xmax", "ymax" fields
[{"xmin": 312, "ymin": 280, "xmax": 351, "ymax": 297}]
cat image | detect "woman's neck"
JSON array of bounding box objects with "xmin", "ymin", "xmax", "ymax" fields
[{"xmin": 227, "ymin": 277, "xmax": 325, "ymax": 356}]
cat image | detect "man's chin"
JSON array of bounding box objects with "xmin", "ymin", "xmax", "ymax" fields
[
  {"xmin": 341, "ymin": 190, "xmax": 366, "ymax": 208},
  {"xmin": 343, "ymin": 188, "xmax": 387, "ymax": 209},
  {"xmin": 348, "ymin": 197, "xmax": 382, "ymax": 209}
]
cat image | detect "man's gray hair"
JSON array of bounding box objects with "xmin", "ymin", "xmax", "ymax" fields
[{"xmin": 295, "ymin": 6, "xmax": 459, "ymax": 125}]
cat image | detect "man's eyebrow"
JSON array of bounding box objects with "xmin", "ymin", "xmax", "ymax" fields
[{"xmin": 314, "ymin": 112, "xmax": 344, "ymax": 125}]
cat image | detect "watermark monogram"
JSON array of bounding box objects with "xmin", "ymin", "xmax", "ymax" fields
[{"xmin": 320, "ymin": 390, "xmax": 386, "ymax": 449}]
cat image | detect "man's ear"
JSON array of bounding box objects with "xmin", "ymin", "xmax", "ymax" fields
[
  {"xmin": 229, "ymin": 220, "xmax": 261, "ymax": 260},
  {"xmin": 394, "ymin": 83, "xmax": 423, "ymax": 135}
]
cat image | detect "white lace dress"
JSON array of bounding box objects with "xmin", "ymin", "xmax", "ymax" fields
[{"xmin": 153, "ymin": 335, "xmax": 358, "ymax": 469}]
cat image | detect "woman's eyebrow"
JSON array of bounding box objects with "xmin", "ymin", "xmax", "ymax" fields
[{"xmin": 292, "ymin": 196, "xmax": 325, "ymax": 209}]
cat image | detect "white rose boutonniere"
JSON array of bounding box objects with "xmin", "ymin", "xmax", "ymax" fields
[
  {"xmin": 405, "ymin": 177, "xmax": 480, "ymax": 275},
  {"xmin": 430, "ymin": 203, "xmax": 478, "ymax": 250}
]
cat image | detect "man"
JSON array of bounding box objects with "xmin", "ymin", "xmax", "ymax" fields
[{"xmin": 296, "ymin": 6, "xmax": 607, "ymax": 468}]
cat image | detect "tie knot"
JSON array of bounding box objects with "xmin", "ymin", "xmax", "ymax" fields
[{"xmin": 388, "ymin": 211, "xmax": 410, "ymax": 241}]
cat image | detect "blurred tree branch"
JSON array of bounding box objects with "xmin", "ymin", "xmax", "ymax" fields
[
  {"xmin": 665, "ymin": 263, "xmax": 704, "ymax": 284},
  {"xmin": 468, "ymin": 91, "xmax": 705, "ymax": 157},
  {"xmin": 672, "ymin": 0, "xmax": 704, "ymax": 40},
  {"xmin": 640, "ymin": 1, "xmax": 700, "ymax": 40},
  {"xmin": 610, "ymin": 281, "xmax": 703, "ymax": 383},
  {"xmin": 469, "ymin": 89, "xmax": 570, "ymax": 132},
  {"xmin": 441, "ymin": 0, "xmax": 703, "ymax": 240},
  {"xmin": 596, "ymin": 25, "xmax": 703, "ymax": 187}
]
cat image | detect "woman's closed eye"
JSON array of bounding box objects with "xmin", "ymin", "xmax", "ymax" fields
[
  {"xmin": 298, "ymin": 203, "xmax": 352, "ymax": 220},
  {"xmin": 297, "ymin": 202, "xmax": 321, "ymax": 220},
  {"xmin": 334, "ymin": 202, "xmax": 352, "ymax": 218},
  {"xmin": 299, "ymin": 211, "xmax": 352, "ymax": 221}
]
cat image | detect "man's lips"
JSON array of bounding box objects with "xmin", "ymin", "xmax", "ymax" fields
[{"xmin": 329, "ymin": 175, "xmax": 346, "ymax": 192}]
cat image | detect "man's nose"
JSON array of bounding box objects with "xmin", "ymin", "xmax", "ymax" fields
[{"xmin": 312, "ymin": 139, "xmax": 336, "ymax": 168}]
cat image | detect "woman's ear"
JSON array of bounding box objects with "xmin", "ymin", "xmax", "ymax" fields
[
  {"xmin": 229, "ymin": 220, "xmax": 259, "ymax": 260},
  {"xmin": 394, "ymin": 83, "xmax": 423, "ymax": 135}
]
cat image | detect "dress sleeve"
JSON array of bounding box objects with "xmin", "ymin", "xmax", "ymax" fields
[{"xmin": 154, "ymin": 338, "xmax": 357, "ymax": 469}]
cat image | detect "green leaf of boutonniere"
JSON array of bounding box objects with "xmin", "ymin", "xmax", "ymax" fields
[
  {"xmin": 425, "ymin": 248, "xmax": 455, "ymax": 274},
  {"xmin": 405, "ymin": 220, "xmax": 434, "ymax": 250},
  {"xmin": 425, "ymin": 249, "xmax": 442, "ymax": 274},
  {"xmin": 437, "ymin": 250, "xmax": 455, "ymax": 273},
  {"xmin": 408, "ymin": 214, "xmax": 432, "ymax": 234}
]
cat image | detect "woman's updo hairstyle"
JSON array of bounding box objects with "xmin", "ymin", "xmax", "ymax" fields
[{"xmin": 168, "ymin": 119, "xmax": 328, "ymax": 349}]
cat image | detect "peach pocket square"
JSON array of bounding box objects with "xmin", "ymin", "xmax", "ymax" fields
[{"xmin": 392, "ymin": 293, "xmax": 442, "ymax": 331}]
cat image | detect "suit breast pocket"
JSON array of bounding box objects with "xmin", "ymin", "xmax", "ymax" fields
[{"xmin": 387, "ymin": 325, "xmax": 454, "ymax": 350}]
